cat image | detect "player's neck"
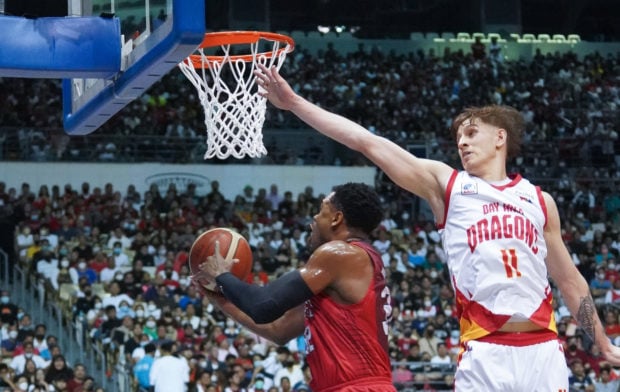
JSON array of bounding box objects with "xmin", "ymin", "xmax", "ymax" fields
[
  {"xmin": 469, "ymin": 164, "xmax": 507, "ymax": 183},
  {"xmin": 345, "ymin": 232, "xmax": 369, "ymax": 243}
]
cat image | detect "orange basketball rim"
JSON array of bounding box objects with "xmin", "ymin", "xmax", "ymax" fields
[{"xmin": 187, "ymin": 31, "xmax": 295, "ymax": 68}]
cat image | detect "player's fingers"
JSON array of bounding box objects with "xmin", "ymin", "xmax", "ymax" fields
[
  {"xmin": 189, "ymin": 275, "xmax": 207, "ymax": 294},
  {"xmin": 214, "ymin": 240, "xmax": 223, "ymax": 257}
]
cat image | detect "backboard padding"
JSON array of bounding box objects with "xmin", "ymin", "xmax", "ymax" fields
[{"xmin": 0, "ymin": 15, "xmax": 120, "ymax": 79}]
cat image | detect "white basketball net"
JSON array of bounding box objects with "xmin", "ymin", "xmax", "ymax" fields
[{"xmin": 178, "ymin": 36, "xmax": 292, "ymax": 160}]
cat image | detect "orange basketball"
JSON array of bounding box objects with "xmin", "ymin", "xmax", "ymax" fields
[{"xmin": 188, "ymin": 227, "xmax": 253, "ymax": 291}]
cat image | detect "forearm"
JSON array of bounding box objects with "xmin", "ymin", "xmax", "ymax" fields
[
  {"xmin": 558, "ymin": 276, "xmax": 610, "ymax": 351},
  {"xmin": 215, "ymin": 270, "xmax": 313, "ymax": 324},
  {"xmin": 289, "ymin": 95, "xmax": 372, "ymax": 152}
]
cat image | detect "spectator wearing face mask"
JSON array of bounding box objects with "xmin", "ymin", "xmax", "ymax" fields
[
  {"xmin": 38, "ymin": 224, "xmax": 59, "ymax": 251},
  {"xmin": 10, "ymin": 340, "xmax": 49, "ymax": 374},
  {"xmin": 0, "ymin": 290, "xmax": 18, "ymax": 324},
  {"xmin": 112, "ymin": 241, "xmax": 131, "ymax": 268},
  {"xmin": 32, "ymin": 324, "xmax": 47, "ymax": 354},
  {"xmin": 143, "ymin": 317, "xmax": 158, "ymax": 340},
  {"xmin": 69, "ymin": 259, "xmax": 98, "ymax": 285},
  {"xmin": 273, "ymin": 354, "xmax": 304, "ymax": 391},
  {"xmin": 53, "ymin": 257, "xmax": 73, "ymax": 290},
  {"xmin": 1, "ymin": 324, "xmax": 19, "ymax": 357},
  {"xmin": 418, "ymin": 325, "xmax": 441, "ymax": 358}
]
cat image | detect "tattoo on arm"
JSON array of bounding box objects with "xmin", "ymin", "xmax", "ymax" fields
[{"xmin": 577, "ymin": 296, "xmax": 595, "ymax": 343}]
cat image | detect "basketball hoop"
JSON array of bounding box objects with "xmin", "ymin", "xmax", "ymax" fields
[{"xmin": 178, "ymin": 31, "xmax": 294, "ymax": 160}]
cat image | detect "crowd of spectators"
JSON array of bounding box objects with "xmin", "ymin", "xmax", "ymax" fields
[
  {"xmin": 1, "ymin": 168, "xmax": 620, "ymax": 391},
  {"xmin": 0, "ymin": 288, "xmax": 99, "ymax": 392},
  {"xmin": 0, "ymin": 35, "xmax": 620, "ymax": 391},
  {"xmin": 1, "ymin": 36, "xmax": 619, "ymax": 168}
]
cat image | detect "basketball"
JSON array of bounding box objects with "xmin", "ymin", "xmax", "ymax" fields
[{"xmin": 188, "ymin": 227, "xmax": 253, "ymax": 291}]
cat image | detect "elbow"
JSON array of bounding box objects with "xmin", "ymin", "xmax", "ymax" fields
[{"xmin": 271, "ymin": 336, "xmax": 291, "ymax": 346}]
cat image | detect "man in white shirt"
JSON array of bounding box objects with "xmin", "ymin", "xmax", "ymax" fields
[
  {"xmin": 100, "ymin": 257, "xmax": 121, "ymax": 284},
  {"xmin": 149, "ymin": 341, "xmax": 189, "ymax": 392},
  {"xmin": 430, "ymin": 342, "xmax": 453, "ymax": 365},
  {"xmin": 10, "ymin": 340, "xmax": 49, "ymax": 373},
  {"xmin": 107, "ymin": 227, "xmax": 133, "ymax": 250},
  {"xmin": 102, "ymin": 281, "xmax": 134, "ymax": 310},
  {"xmin": 112, "ymin": 241, "xmax": 130, "ymax": 268}
]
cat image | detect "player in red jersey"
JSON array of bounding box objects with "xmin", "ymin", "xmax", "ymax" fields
[{"xmin": 192, "ymin": 183, "xmax": 396, "ymax": 392}]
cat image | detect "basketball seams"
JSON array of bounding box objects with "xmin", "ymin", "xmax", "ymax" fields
[
  {"xmin": 188, "ymin": 228, "xmax": 252, "ymax": 289},
  {"xmin": 227, "ymin": 233, "xmax": 241, "ymax": 261}
]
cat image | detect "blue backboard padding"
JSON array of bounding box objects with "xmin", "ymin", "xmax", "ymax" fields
[
  {"xmin": 62, "ymin": 0, "xmax": 206, "ymax": 135},
  {"xmin": 0, "ymin": 15, "xmax": 120, "ymax": 79}
]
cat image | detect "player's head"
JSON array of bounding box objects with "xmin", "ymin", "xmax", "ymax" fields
[
  {"xmin": 330, "ymin": 183, "xmax": 383, "ymax": 234},
  {"xmin": 451, "ymin": 105, "xmax": 524, "ymax": 160},
  {"xmin": 309, "ymin": 182, "xmax": 382, "ymax": 250}
]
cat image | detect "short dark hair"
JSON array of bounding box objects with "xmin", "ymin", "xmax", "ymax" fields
[
  {"xmin": 331, "ymin": 183, "xmax": 383, "ymax": 235},
  {"xmin": 144, "ymin": 343, "xmax": 156, "ymax": 354},
  {"xmin": 160, "ymin": 341, "xmax": 174, "ymax": 353}
]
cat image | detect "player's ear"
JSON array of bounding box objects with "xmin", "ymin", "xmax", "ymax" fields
[
  {"xmin": 331, "ymin": 211, "xmax": 344, "ymax": 228},
  {"xmin": 496, "ymin": 128, "xmax": 507, "ymax": 149}
]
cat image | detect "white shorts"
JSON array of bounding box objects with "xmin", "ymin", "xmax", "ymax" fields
[{"xmin": 455, "ymin": 338, "xmax": 568, "ymax": 391}]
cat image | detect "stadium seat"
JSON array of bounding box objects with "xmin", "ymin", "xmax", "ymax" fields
[
  {"xmin": 520, "ymin": 33, "xmax": 536, "ymax": 42},
  {"xmin": 552, "ymin": 34, "xmax": 567, "ymax": 42},
  {"xmin": 143, "ymin": 266, "xmax": 157, "ymax": 278},
  {"xmin": 567, "ymin": 34, "xmax": 581, "ymax": 43},
  {"xmin": 290, "ymin": 30, "xmax": 307, "ymax": 42},
  {"xmin": 456, "ymin": 32, "xmax": 471, "ymax": 41},
  {"xmin": 537, "ymin": 34, "xmax": 551, "ymax": 42},
  {"xmin": 307, "ymin": 31, "xmax": 323, "ymax": 39},
  {"xmin": 472, "ymin": 32, "xmax": 485, "ymax": 42},
  {"xmin": 486, "ymin": 32, "xmax": 504, "ymax": 42},
  {"xmin": 441, "ymin": 32, "xmax": 455, "ymax": 40},
  {"xmin": 91, "ymin": 283, "xmax": 110, "ymax": 299},
  {"xmin": 409, "ymin": 32, "xmax": 425, "ymax": 40},
  {"xmin": 59, "ymin": 283, "xmax": 78, "ymax": 302}
]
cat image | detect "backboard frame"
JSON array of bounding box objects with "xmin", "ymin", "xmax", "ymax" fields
[{"xmin": 62, "ymin": 0, "xmax": 206, "ymax": 135}]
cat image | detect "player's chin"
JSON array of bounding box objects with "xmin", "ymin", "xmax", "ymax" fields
[{"xmin": 306, "ymin": 234, "xmax": 320, "ymax": 253}]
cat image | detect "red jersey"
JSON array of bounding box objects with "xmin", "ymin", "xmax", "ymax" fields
[{"xmin": 304, "ymin": 240, "xmax": 395, "ymax": 392}]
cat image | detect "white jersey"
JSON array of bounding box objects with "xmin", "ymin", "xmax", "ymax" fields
[{"xmin": 440, "ymin": 171, "xmax": 556, "ymax": 342}]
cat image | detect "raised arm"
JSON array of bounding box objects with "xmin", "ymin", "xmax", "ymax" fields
[
  {"xmin": 255, "ymin": 64, "xmax": 453, "ymax": 220},
  {"xmin": 543, "ymin": 192, "xmax": 620, "ymax": 363}
]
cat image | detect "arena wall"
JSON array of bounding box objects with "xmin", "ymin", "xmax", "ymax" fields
[{"xmin": 1, "ymin": 162, "xmax": 376, "ymax": 200}]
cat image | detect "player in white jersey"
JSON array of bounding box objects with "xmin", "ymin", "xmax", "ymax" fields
[{"xmin": 254, "ymin": 65, "xmax": 620, "ymax": 391}]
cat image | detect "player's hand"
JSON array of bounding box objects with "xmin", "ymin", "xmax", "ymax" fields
[
  {"xmin": 201, "ymin": 240, "xmax": 239, "ymax": 280},
  {"xmin": 255, "ymin": 63, "xmax": 297, "ymax": 110},
  {"xmin": 601, "ymin": 344, "xmax": 620, "ymax": 365}
]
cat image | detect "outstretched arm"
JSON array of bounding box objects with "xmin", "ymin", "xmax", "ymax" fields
[
  {"xmin": 255, "ymin": 64, "xmax": 453, "ymax": 220},
  {"xmin": 543, "ymin": 192, "xmax": 620, "ymax": 363}
]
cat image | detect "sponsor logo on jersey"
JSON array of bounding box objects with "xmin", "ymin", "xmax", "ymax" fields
[{"xmin": 462, "ymin": 182, "xmax": 478, "ymax": 195}]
